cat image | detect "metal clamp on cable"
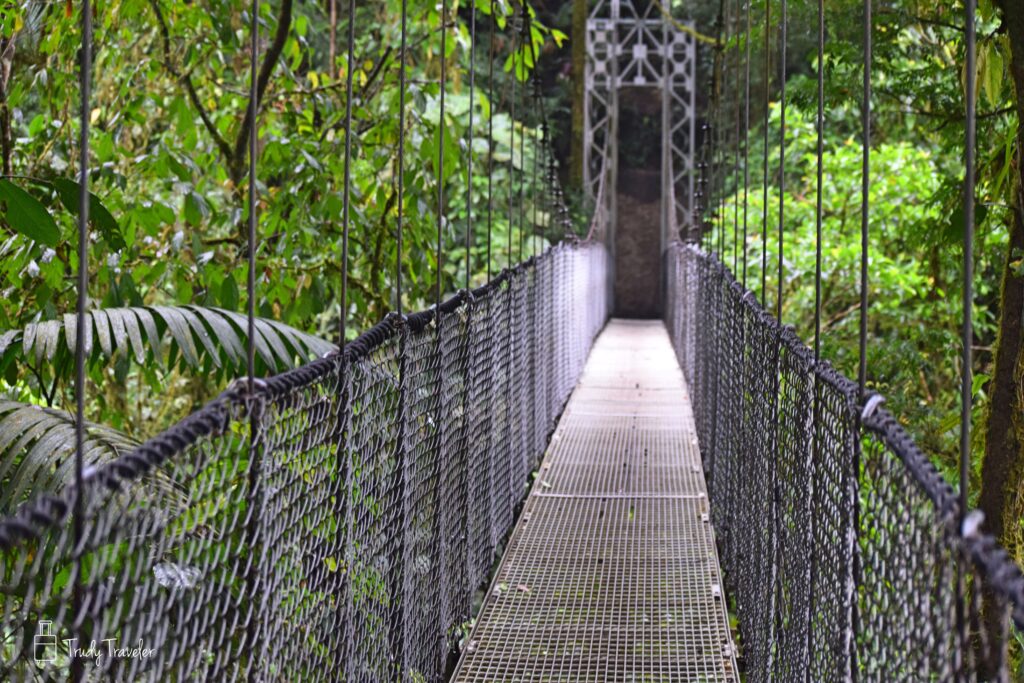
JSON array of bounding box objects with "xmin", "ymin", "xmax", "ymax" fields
[
  {"xmin": 384, "ymin": 310, "xmax": 408, "ymax": 333},
  {"xmin": 229, "ymin": 375, "xmax": 269, "ymax": 401},
  {"xmin": 860, "ymin": 392, "xmax": 885, "ymax": 421},
  {"xmin": 961, "ymin": 509, "xmax": 985, "ymax": 539}
]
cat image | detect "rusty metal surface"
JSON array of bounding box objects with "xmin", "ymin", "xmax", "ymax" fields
[{"xmin": 453, "ymin": 319, "xmax": 738, "ymax": 681}]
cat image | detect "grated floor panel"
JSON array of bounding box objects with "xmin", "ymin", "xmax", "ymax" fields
[{"xmin": 452, "ymin": 319, "xmax": 738, "ymax": 682}]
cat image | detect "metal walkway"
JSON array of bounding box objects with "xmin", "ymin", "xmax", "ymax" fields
[{"xmin": 453, "ymin": 319, "xmax": 738, "ymax": 681}]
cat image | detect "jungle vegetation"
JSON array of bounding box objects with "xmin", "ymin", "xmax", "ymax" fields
[
  {"xmin": 1, "ymin": 0, "xmax": 1024, "ymax": 601},
  {"xmin": 0, "ymin": 0, "xmax": 572, "ymax": 512},
  {"xmin": 697, "ymin": 0, "xmax": 1024, "ymax": 577}
]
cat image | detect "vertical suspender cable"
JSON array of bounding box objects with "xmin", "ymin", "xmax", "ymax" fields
[
  {"xmin": 437, "ymin": 0, "xmax": 448, "ymax": 311},
  {"xmin": 760, "ymin": 0, "xmax": 770, "ymax": 307},
  {"xmin": 852, "ymin": 1, "xmax": 871, "ymax": 678},
  {"xmin": 715, "ymin": 0, "xmax": 725, "ymax": 257},
  {"xmin": 466, "ymin": 0, "xmax": 476, "ymax": 291},
  {"xmin": 531, "ymin": 90, "xmax": 539, "ymax": 255},
  {"xmin": 243, "ymin": 1, "xmax": 262, "ymax": 679},
  {"xmin": 742, "ymin": 0, "xmax": 750, "ymax": 288},
  {"xmin": 432, "ymin": 0, "xmax": 451, "ymax": 656},
  {"xmin": 391, "ymin": 1, "xmax": 409, "ymax": 676},
  {"xmin": 770, "ymin": 0, "xmax": 788, "ymax": 672},
  {"xmin": 508, "ymin": 11, "xmax": 518, "ymax": 271},
  {"xmin": 71, "ymin": 1, "xmax": 92, "ymax": 680},
  {"xmin": 528, "ymin": 15, "xmax": 540, "ymax": 256},
  {"xmin": 486, "ymin": 1, "xmax": 496, "ymax": 282},
  {"xmin": 858, "ymin": 0, "xmax": 869, "ymax": 401},
  {"xmin": 337, "ymin": 1, "xmax": 356, "ymax": 673},
  {"xmin": 776, "ymin": 0, "xmax": 786, "ymax": 322},
  {"xmin": 814, "ymin": 0, "xmax": 823, "ymax": 363},
  {"xmin": 519, "ymin": 73, "xmax": 527, "ymax": 260},
  {"xmin": 804, "ymin": 0, "xmax": 825, "ymax": 676},
  {"xmin": 957, "ymin": 0, "xmax": 976, "ymax": 665},
  {"xmin": 517, "ymin": 10, "xmax": 527, "ymax": 261},
  {"xmin": 961, "ymin": 0, "xmax": 976, "ymax": 520},
  {"xmin": 720, "ymin": 0, "xmax": 728, "ymax": 262},
  {"xmin": 397, "ymin": 0, "xmax": 408, "ymax": 314},
  {"xmin": 341, "ymin": 0, "xmax": 355, "ymax": 346},
  {"xmin": 246, "ymin": 0, "xmax": 258, "ymax": 390},
  {"xmin": 732, "ymin": 0, "xmax": 740, "ymax": 275}
]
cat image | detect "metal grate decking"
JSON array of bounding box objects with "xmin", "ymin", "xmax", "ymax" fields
[{"xmin": 452, "ymin": 319, "xmax": 738, "ymax": 681}]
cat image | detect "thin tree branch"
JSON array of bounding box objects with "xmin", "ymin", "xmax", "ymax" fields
[
  {"xmin": 146, "ymin": 0, "xmax": 234, "ymax": 164},
  {"xmin": 231, "ymin": 0, "xmax": 294, "ymax": 169}
]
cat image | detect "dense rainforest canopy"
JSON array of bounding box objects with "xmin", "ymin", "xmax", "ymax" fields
[
  {"xmin": 687, "ymin": 0, "xmax": 1024, "ymax": 588},
  {"xmin": 0, "ymin": 0, "xmax": 576, "ymax": 513},
  {"xmin": 2, "ymin": 0, "xmax": 1024, "ymax": 629}
]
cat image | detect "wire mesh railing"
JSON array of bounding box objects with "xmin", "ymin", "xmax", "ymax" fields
[
  {"xmin": 665, "ymin": 241, "xmax": 1024, "ymax": 682},
  {"xmin": 0, "ymin": 241, "xmax": 608, "ymax": 681}
]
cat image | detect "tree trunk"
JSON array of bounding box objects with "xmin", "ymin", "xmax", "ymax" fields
[
  {"xmin": 0, "ymin": 36, "xmax": 14, "ymax": 176},
  {"xmin": 568, "ymin": 0, "xmax": 586, "ymax": 191},
  {"xmin": 979, "ymin": 0, "xmax": 1024, "ymax": 557}
]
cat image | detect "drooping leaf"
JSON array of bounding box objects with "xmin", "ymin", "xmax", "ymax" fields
[
  {"xmin": 0, "ymin": 179, "xmax": 60, "ymax": 247},
  {"xmin": 47, "ymin": 178, "xmax": 126, "ymax": 250}
]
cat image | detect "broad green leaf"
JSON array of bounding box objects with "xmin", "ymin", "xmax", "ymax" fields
[
  {"xmin": 983, "ymin": 43, "xmax": 1003, "ymax": 108},
  {"xmin": 0, "ymin": 180, "xmax": 60, "ymax": 247},
  {"xmin": 48, "ymin": 178, "xmax": 126, "ymax": 250}
]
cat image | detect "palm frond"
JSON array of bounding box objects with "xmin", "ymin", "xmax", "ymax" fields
[
  {"xmin": 0, "ymin": 401, "xmax": 140, "ymax": 514},
  {"xmin": 2, "ymin": 305, "xmax": 336, "ymax": 378}
]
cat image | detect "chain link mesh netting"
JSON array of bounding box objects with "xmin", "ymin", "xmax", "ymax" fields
[
  {"xmin": 665, "ymin": 241, "xmax": 1024, "ymax": 682},
  {"xmin": 0, "ymin": 241, "xmax": 608, "ymax": 682}
]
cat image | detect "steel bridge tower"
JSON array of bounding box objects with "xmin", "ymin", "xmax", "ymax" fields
[{"xmin": 584, "ymin": 0, "xmax": 697, "ymax": 258}]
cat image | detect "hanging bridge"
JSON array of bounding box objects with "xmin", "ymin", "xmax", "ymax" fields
[{"xmin": 3, "ymin": 0, "xmax": 1024, "ymax": 681}]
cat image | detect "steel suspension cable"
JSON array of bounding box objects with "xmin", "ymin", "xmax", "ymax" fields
[
  {"xmin": 732, "ymin": 0, "xmax": 741, "ymax": 276},
  {"xmin": 71, "ymin": 1, "xmax": 92, "ymax": 679},
  {"xmin": 391, "ymin": 1, "xmax": 410, "ymax": 673},
  {"xmin": 437, "ymin": 0, "xmax": 448, "ymax": 310},
  {"xmin": 956, "ymin": 1, "xmax": 977, "ymax": 663},
  {"xmin": 858, "ymin": 0, "xmax": 870, "ymax": 402},
  {"xmin": 486, "ymin": 1, "xmax": 496, "ymax": 282},
  {"xmin": 742, "ymin": 0, "xmax": 751, "ymax": 288},
  {"xmin": 517, "ymin": 10, "xmax": 527, "ymax": 262},
  {"xmin": 814, "ymin": 0, "xmax": 823, "ymax": 362},
  {"xmin": 961, "ymin": 0, "xmax": 976, "ymax": 518},
  {"xmin": 336, "ymin": 3, "xmax": 356, "ymax": 669},
  {"xmin": 761, "ymin": 0, "xmax": 770, "ymax": 307},
  {"xmin": 397, "ymin": 0, "xmax": 408, "ymax": 314},
  {"xmin": 532, "ymin": 105, "xmax": 539, "ymax": 256},
  {"xmin": 341, "ymin": 0, "xmax": 355, "ymax": 345},
  {"xmin": 776, "ymin": 0, "xmax": 786, "ymax": 322},
  {"xmin": 466, "ymin": 0, "xmax": 476, "ymax": 290},
  {"xmin": 244, "ymin": 3, "xmax": 261, "ymax": 679},
  {"xmin": 804, "ymin": 0, "xmax": 826, "ymax": 675},
  {"xmin": 508, "ymin": 10, "xmax": 518, "ymax": 271},
  {"xmin": 716, "ymin": 0, "xmax": 725, "ymax": 257},
  {"xmin": 528, "ymin": 14, "xmax": 540, "ymax": 257},
  {"xmin": 247, "ymin": 0, "xmax": 258, "ymax": 391},
  {"xmin": 851, "ymin": 1, "xmax": 871, "ymax": 678}
]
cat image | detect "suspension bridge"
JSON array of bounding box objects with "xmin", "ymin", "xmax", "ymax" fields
[{"xmin": 2, "ymin": 0, "xmax": 1024, "ymax": 681}]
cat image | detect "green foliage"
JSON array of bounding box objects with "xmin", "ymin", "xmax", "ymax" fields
[
  {"xmin": 0, "ymin": 0, "xmax": 564, "ymax": 507},
  {"xmin": 0, "ymin": 0, "xmax": 561, "ymax": 420},
  {"xmin": 706, "ymin": 0, "xmax": 1015, "ymax": 496},
  {"xmin": 0, "ymin": 401, "xmax": 140, "ymax": 514},
  {"xmin": 0, "ymin": 305, "xmax": 334, "ymax": 391}
]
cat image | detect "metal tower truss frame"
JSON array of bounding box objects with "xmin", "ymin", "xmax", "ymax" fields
[{"xmin": 584, "ymin": 0, "xmax": 697, "ymax": 250}]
